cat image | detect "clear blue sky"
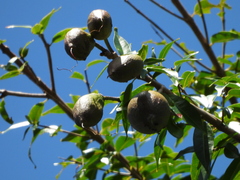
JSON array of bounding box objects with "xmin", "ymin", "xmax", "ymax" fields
[{"xmin": 1, "ymin": 0, "xmax": 240, "ymax": 179}]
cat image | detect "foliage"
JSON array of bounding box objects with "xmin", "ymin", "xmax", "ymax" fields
[{"xmin": 1, "ymin": 0, "xmax": 240, "ymax": 180}]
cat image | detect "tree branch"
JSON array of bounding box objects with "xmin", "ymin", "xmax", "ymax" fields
[
  {"xmin": 0, "ymin": 89, "xmax": 47, "ymax": 99},
  {"xmin": 0, "ymin": 43, "xmax": 143, "ymax": 180}
]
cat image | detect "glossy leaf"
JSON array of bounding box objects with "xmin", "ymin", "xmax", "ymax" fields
[
  {"xmin": 180, "ymin": 71, "xmax": 195, "ymax": 88},
  {"xmin": 113, "ymin": 27, "xmax": 131, "ymax": 55},
  {"xmin": 0, "ymin": 99, "xmax": 13, "ymax": 124},
  {"xmin": 174, "ymin": 52, "xmax": 200, "ymax": 66},
  {"xmin": 167, "ymin": 118, "xmax": 185, "ymax": 139},
  {"xmin": 138, "ymin": 44, "xmax": 148, "ymax": 60},
  {"xmin": 154, "ymin": 129, "xmax": 167, "ymax": 167},
  {"xmin": 211, "ymin": 30, "xmax": 240, "ymax": 44},
  {"xmin": 226, "ymin": 89, "xmax": 240, "ymax": 101},
  {"xmin": 115, "ymin": 136, "xmax": 135, "ymax": 152},
  {"xmin": 6, "ymin": 25, "xmax": 32, "ymax": 29},
  {"xmin": 27, "ymin": 102, "xmax": 45, "ymax": 125},
  {"xmin": 0, "ymin": 121, "xmax": 30, "ymax": 134},
  {"xmin": 174, "ymin": 146, "xmax": 194, "ymax": 160},
  {"xmin": 0, "ymin": 63, "xmax": 26, "ymax": 80},
  {"xmin": 158, "ymin": 39, "xmax": 178, "ymax": 59},
  {"xmin": 51, "ymin": 28, "xmax": 72, "ymax": 43},
  {"xmin": 144, "ymin": 57, "xmax": 164, "ymax": 65}
]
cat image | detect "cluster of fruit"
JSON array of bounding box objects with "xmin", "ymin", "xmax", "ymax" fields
[{"xmin": 65, "ymin": 9, "xmax": 171, "ymax": 134}]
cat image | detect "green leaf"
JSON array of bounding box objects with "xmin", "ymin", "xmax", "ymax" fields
[
  {"xmin": 91, "ymin": 64, "xmax": 108, "ymax": 89},
  {"xmin": 193, "ymin": 0, "xmax": 218, "ymax": 16},
  {"xmin": 154, "ymin": 129, "xmax": 167, "ymax": 167},
  {"xmin": 193, "ymin": 122, "xmax": 214, "ymax": 174},
  {"xmin": 0, "ymin": 63, "xmax": 26, "ymax": 80},
  {"xmin": 115, "ymin": 136, "xmax": 135, "ymax": 152},
  {"xmin": 174, "ymin": 51, "xmax": 200, "ymax": 66},
  {"xmin": 138, "ymin": 44, "xmax": 148, "ymax": 60},
  {"xmin": 86, "ymin": 59, "xmax": 108, "ymax": 68},
  {"xmin": 144, "ymin": 57, "xmax": 165, "ymax": 65},
  {"xmin": 19, "ymin": 40, "xmax": 34, "ymax": 58},
  {"xmin": 158, "ymin": 39, "xmax": 178, "ymax": 59},
  {"xmin": 42, "ymin": 103, "xmax": 73, "ymax": 116},
  {"xmin": 0, "ymin": 39, "xmax": 6, "ymax": 44},
  {"xmin": 120, "ymin": 82, "xmax": 133, "ymax": 135},
  {"xmin": 0, "ymin": 99, "xmax": 13, "ymax": 124},
  {"xmin": 174, "ymin": 146, "xmax": 194, "ymax": 160},
  {"xmin": 190, "ymin": 153, "xmax": 201, "ymax": 180},
  {"xmin": 180, "ymin": 71, "xmax": 195, "ymax": 88},
  {"xmin": 27, "ymin": 102, "xmax": 45, "ymax": 125},
  {"xmin": 211, "ymin": 30, "xmax": 240, "ymax": 44},
  {"xmin": 168, "ymin": 94, "xmax": 204, "ymax": 131},
  {"xmin": 31, "ymin": 23, "xmax": 43, "ymax": 34},
  {"xmin": 130, "ymin": 83, "xmax": 154, "ymax": 99},
  {"xmin": 113, "ymin": 27, "xmax": 131, "ymax": 55},
  {"xmin": 226, "ymin": 89, "xmax": 240, "ymax": 100},
  {"xmin": 224, "ymin": 143, "xmax": 240, "ymax": 159},
  {"xmin": 70, "ymin": 71, "xmax": 85, "ymax": 81},
  {"xmin": 167, "ymin": 118, "xmax": 185, "ymax": 139},
  {"xmin": 219, "ymin": 156, "xmax": 240, "ymax": 180},
  {"xmin": 52, "ymin": 28, "xmax": 72, "ymax": 43}
]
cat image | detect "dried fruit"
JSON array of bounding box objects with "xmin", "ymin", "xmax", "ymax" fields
[
  {"xmin": 127, "ymin": 90, "xmax": 171, "ymax": 134},
  {"xmin": 73, "ymin": 93, "xmax": 104, "ymax": 127},
  {"xmin": 64, "ymin": 28, "xmax": 95, "ymax": 60},
  {"xmin": 107, "ymin": 54, "xmax": 144, "ymax": 82},
  {"xmin": 87, "ymin": 9, "xmax": 112, "ymax": 40}
]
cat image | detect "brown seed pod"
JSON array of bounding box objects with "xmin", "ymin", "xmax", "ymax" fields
[
  {"xmin": 87, "ymin": 9, "xmax": 112, "ymax": 40},
  {"xmin": 107, "ymin": 54, "xmax": 144, "ymax": 82},
  {"xmin": 64, "ymin": 28, "xmax": 95, "ymax": 60},
  {"xmin": 73, "ymin": 93, "xmax": 104, "ymax": 127},
  {"xmin": 127, "ymin": 90, "xmax": 171, "ymax": 134}
]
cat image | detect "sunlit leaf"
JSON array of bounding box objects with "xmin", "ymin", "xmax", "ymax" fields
[
  {"xmin": 0, "ymin": 63, "xmax": 26, "ymax": 80},
  {"xmin": 0, "ymin": 39, "xmax": 6, "ymax": 44},
  {"xmin": 0, "ymin": 99, "xmax": 13, "ymax": 124},
  {"xmin": 158, "ymin": 39, "xmax": 178, "ymax": 59},
  {"xmin": 115, "ymin": 136, "xmax": 135, "ymax": 152},
  {"xmin": 19, "ymin": 40, "xmax": 34, "ymax": 58},
  {"xmin": 226, "ymin": 89, "xmax": 240, "ymax": 101},
  {"xmin": 31, "ymin": 23, "xmax": 43, "ymax": 34},
  {"xmin": 6, "ymin": 25, "xmax": 32, "ymax": 29},
  {"xmin": 70, "ymin": 71, "xmax": 85, "ymax": 81},
  {"xmin": 211, "ymin": 30, "xmax": 240, "ymax": 44},
  {"xmin": 42, "ymin": 103, "xmax": 73, "ymax": 116},
  {"xmin": 144, "ymin": 57, "xmax": 164, "ymax": 65},
  {"xmin": 193, "ymin": 0, "xmax": 218, "ymax": 16},
  {"xmin": 113, "ymin": 27, "xmax": 131, "ymax": 55},
  {"xmin": 180, "ymin": 71, "xmax": 195, "ymax": 88},
  {"xmin": 0, "ymin": 121, "xmax": 30, "ymax": 134},
  {"xmin": 138, "ymin": 44, "xmax": 148, "ymax": 60},
  {"xmin": 27, "ymin": 102, "xmax": 45, "ymax": 125},
  {"xmin": 52, "ymin": 28, "xmax": 72, "ymax": 43},
  {"xmin": 86, "ymin": 59, "xmax": 108, "ymax": 68}
]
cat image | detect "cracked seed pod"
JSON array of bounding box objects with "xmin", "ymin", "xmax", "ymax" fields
[
  {"xmin": 64, "ymin": 28, "xmax": 95, "ymax": 60},
  {"xmin": 127, "ymin": 90, "xmax": 171, "ymax": 134},
  {"xmin": 87, "ymin": 9, "xmax": 112, "ymax": 40},
  {"xmin": 107, "ymin": 54, "xmax": 144, "ymax": 82},
  {"xmin": 73, "ymin": 93, "xmax": 104, "ymax": 127}
]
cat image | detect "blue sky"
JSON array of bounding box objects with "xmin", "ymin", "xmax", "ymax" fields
[{"xmin": 1, "ymin": 0, "xmax": 240, "ymax": 179}]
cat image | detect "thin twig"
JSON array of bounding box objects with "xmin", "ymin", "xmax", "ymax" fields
[
  {"xmin": 104, "ymin": 38, "xmax": 115, "ymax": 52},
  {"xmin": 39, "ymin": 34, "xmax": 56, "ymax": 92},
  {"xmin": 149, "ymin": 0, "xmax": 184, "ymax": 20},
  {"xmin": 197, "ymin": 0, "xmax": 209, "ymax": 44},
  {"xmin": 0, "ymin": 89, "xmax": 47, "ymax": 99},
  {"xmin": 84, "ymin": 69, "xmax": 91, "ymax": 94},
  {"xmin": 221, "ymin": 6, "xmax": 226, "ymax": 69}
]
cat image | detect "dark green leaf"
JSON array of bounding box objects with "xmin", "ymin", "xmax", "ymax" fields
[
  {"xmin": 224, "ymin": 143, "xmax": 240, "ymax": 159},
  {"xmin": 158, "ymin": 39, "xmax": 178, "ymax": 59},
  {"xmin": 193, "ymin": 122, "xmax": 213, "ymax": 173},
  {"xmin": 27, "ymin": 102, "xmax": 45, "ymax": 125},
  {"xmin": 70, "ymin": 71, "xmax": 85, "ymax": 81},
  {"xmin": 51, "ymin": 28, "xmax": 72, "ymax": 43},
  {"xmin": 19, "ymin": 40, "xmax": 34, "ymax": 58},
  {"xmin": 115, "ymin": 136, "xmax": 135, "ymax": 152},
  {"xmin": 174, "ymin": 146, "xmax": 194, "ymax": 160},
  {"xmin": 154, "ymin": 129, "xmax": 167, "ymax": 167},
  {"xmin": 211, "ymin": 30, "xmax": 240, "ymax": 44},
  {"xmin": 138, "ymin": 44, "xmax": 148, "ymax": 60},
  {"xmin": 219, "ymin": 156, "xmax": 240, "ymax": 180},
  {"xmin": 167, "ymin": 118, "xmax": 185, "ymax": 139},
  {"xmin": 130, "ymin": 83, "xmax": 154, "ymax": 99},
  {"xmin": 120, "ymin": 82, "xmax": 133, "ymax": 135},
  {"xmin": 0, "ymin": 99, "xmax": 13, "ymax": 124},
  {"xmin": 113, "ymin": 27, "xmax": 131, "ymax": 55},
  {"xmin": 168, "ymin": 94, "xmax": 204, "ymax": 131},
  {"xmin": 144, "ymin": 57, "xmax": 165, "ymax": 65}
]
